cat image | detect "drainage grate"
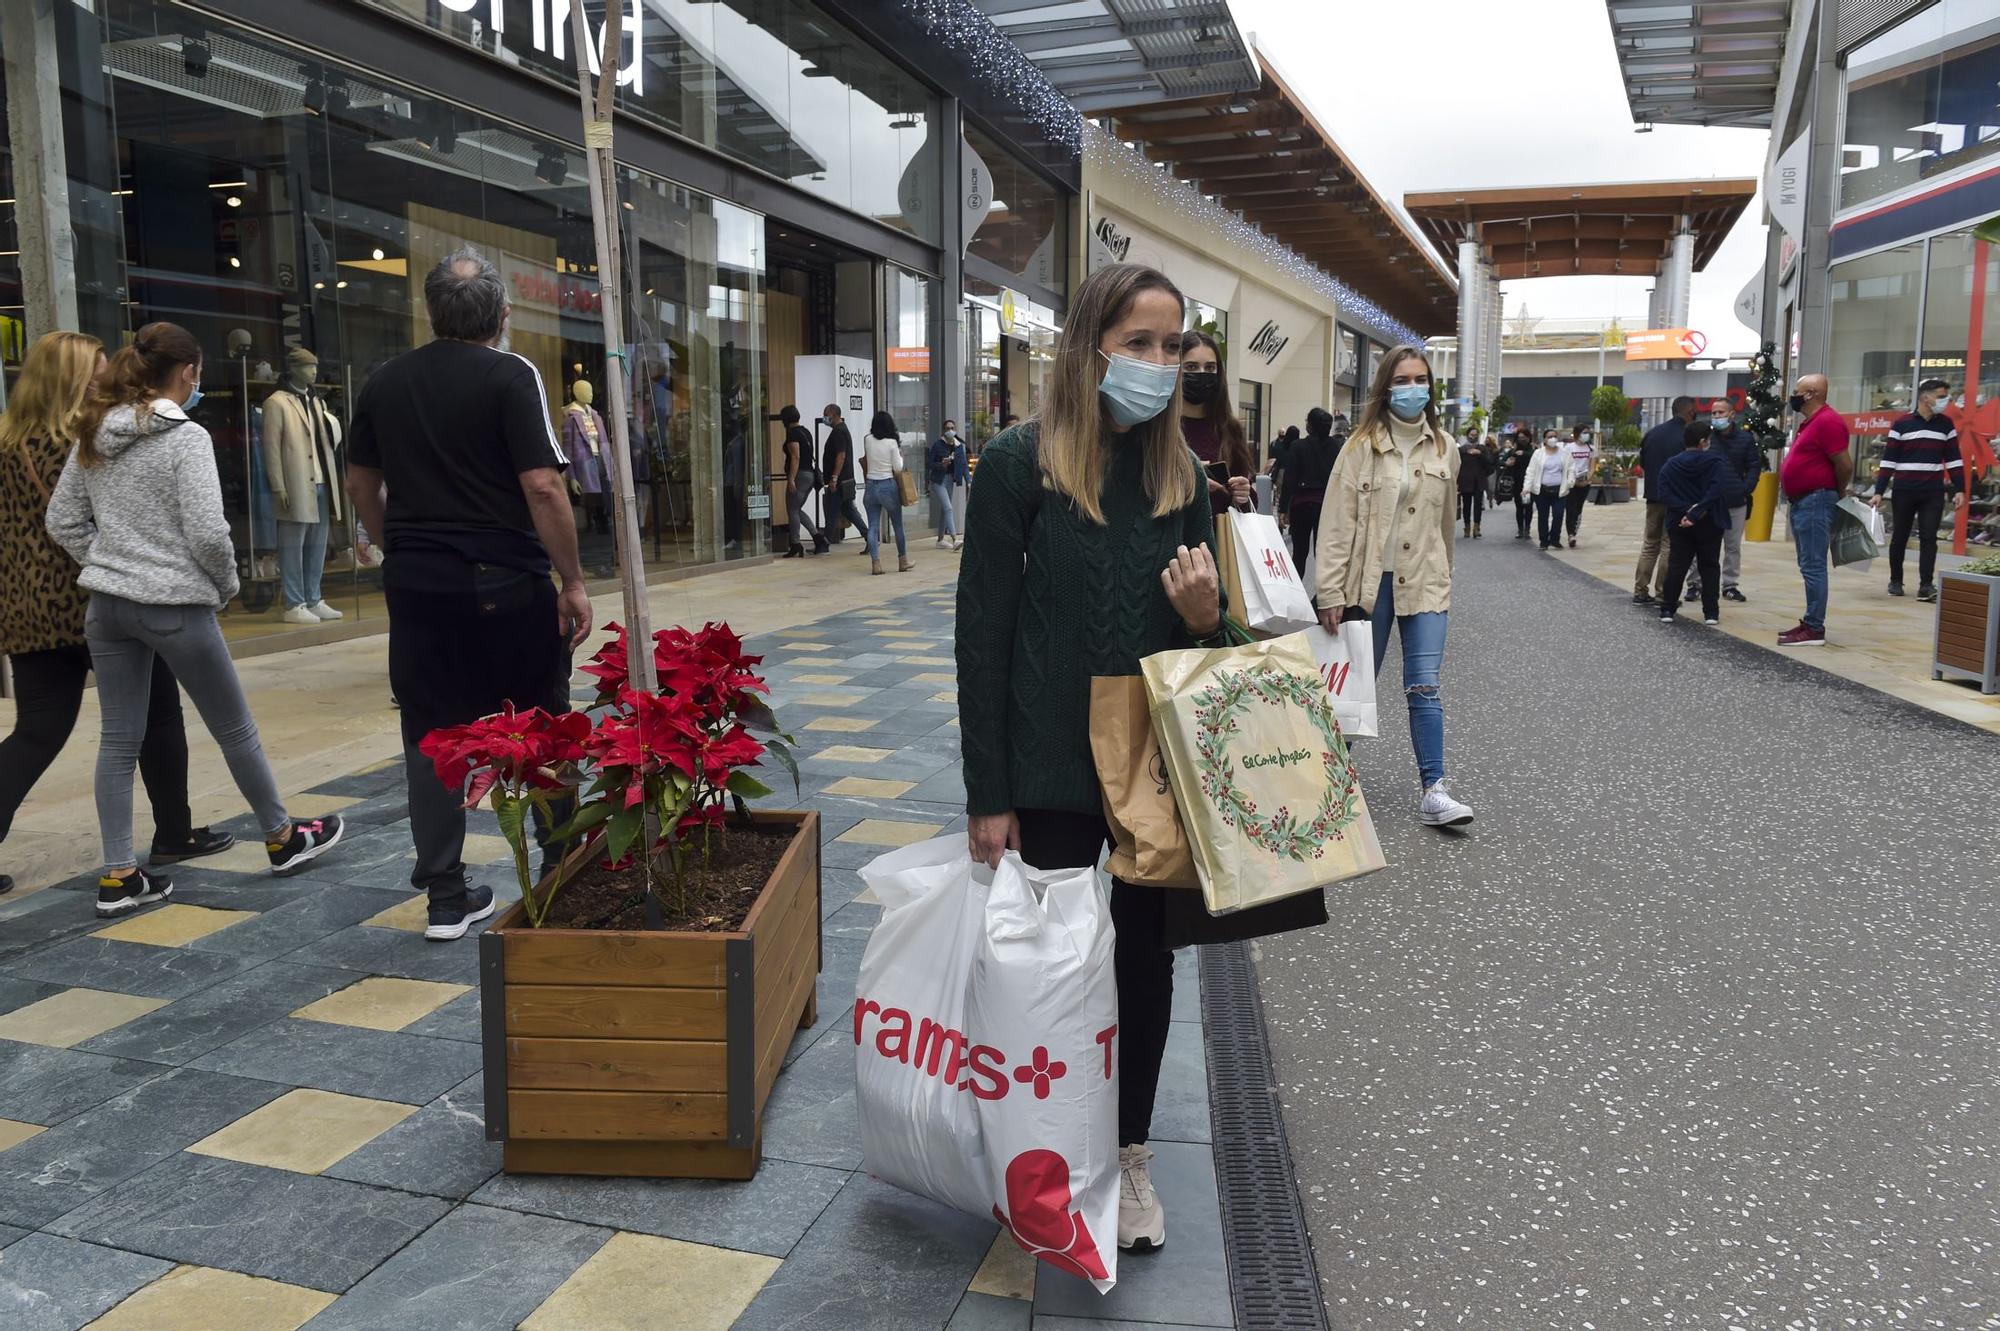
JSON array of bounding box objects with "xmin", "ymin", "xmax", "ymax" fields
[{"xmin": 1201, "ymin": 940, "xmax": 1330, "ymax": 1331}]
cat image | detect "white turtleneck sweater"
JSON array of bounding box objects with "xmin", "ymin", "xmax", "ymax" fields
[{"xmin": 1380, "ymin": 412, "xmax": 1429, "ymax": 574}]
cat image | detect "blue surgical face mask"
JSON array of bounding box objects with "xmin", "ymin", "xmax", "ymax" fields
[
  {"xmin": 1098, "ymin": 350, "xmax": 1180, "ymax": 428},
  {"xmin": 1387, "ymin": 384, "xmax": 1430, "ymax": 419},
  {"xmin": 183, "ymin": 383, "xmax": 203, "ymax": 412}
]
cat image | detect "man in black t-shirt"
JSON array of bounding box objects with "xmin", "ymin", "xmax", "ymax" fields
[
  {"xmin": 819, "ymin": 404, "xmax": 868, "ymax": 546},
  {"xmin": 346, "ymin": 248, "xmax": 591, "ymax": 942}
]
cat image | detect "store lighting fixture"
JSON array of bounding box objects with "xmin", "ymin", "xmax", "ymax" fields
[
  {"xmin": 886, "ymin": 0, "xmax": 1079, "ymax": 153},
  {"xmin": 228, "ymin": 256, "xmax": 241, "ymax": 268},
  {"xmin": 313, "ymin": 281, "xmax": 325, "ymax": 289},
  {"xmin": 225, "ymin": 195, "xmax": 241, "ymax": 208},
  {"xmin": 208, "ymin": 181, "xmax": 247, "ymax": 190},
  {"xmin": 371, "ymin": 247, "xmax": 385, "ymax": 261},
  {"xmin": 534, "ymin": 145, "xmax": 568, "ymax": 186},
  {"xmin": 335, "ymin": 280, "xmax": 348, "ymax": 288},
  {"xmin": 300, "ymin": 65, "xmax": 326, "ymax": 115},
  {"xmin": 181, "ymin": 35, "xmax": 211, "ymax": 80}
]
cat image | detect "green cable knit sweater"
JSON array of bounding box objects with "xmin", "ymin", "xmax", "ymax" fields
[{"xmin": 956, "ymin": 423, "xmax": 1219, "ymax": 817}]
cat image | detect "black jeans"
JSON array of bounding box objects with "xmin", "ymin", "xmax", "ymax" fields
[
  {"xmin": 828, "ymin": 480, "xmax": 868, "ymax": 539},
  {"xmin": 1662, "ymin": 520, "xmax": 1724, "ymax": 620},
  {"xmin": 1015, "ymin": 808, "xmax": 1173, "ymax": 1148},
  {"xmin": 1889, "ymin": 490, "xmax": 1947, "ymax": 587},
  {"xmin": 1513, "ymin": 493, "xmax": 1532, "ymax": 536},
  {"xmin": 1458, "ymin": 490, "xmax": 1484, "ymax": 528},
  {"xmin": 1289, "ymin": 500, "xmax": 1322, "ymax": 574},
  {"xmin": 1535, "ymin": 486, "xmax": 1566, "ymax": 547},
  {"xmin": 0, "ymin": 644, "xmax": 190, "ymax": 849},
  {"xmin": 386, "ymin": 552, "xmax": 571, "ymax": 910},
  {"xmin": 1563, "ymin": 485, "xmax": 1590, "ymax": 537}
]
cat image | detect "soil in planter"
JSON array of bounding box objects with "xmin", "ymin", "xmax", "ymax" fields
[{"xmin": 540, "ymin": 824, "xmax": 799, "ymax": 933}]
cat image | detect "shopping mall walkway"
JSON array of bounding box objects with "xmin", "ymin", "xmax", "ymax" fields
[{"xmin": 1258, "ymin": 528, "xmax": 2000, "ymax": 1330}]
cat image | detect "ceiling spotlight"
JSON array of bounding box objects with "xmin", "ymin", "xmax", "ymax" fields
[
  {"xmin": 313, "ymin": 281, "xmax": 326, "ymax": 290},
  {"xmin": 182, "ymin": 36, "xmax": 211, "ymax": 80},
  {"xmin": 335, "ymin": 279, "xmax": 348, "ymax": 289},
  {"xmin": 371, "ymin": 247, "xmax": 385, "ymax": 261},
  {"xmin": 227, "ymin": 256, "xmax": 241, "ymax": 268},
  {"xmin": 300, "ymin": 64, "xmax": 326, "ymax": 115},
  {"xmin": 225, "ymin": 195, "xmax": 241, "ymax": 208}
]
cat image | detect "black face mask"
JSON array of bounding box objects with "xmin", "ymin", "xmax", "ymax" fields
[
  {"xmin": 1181, "ymin": 371, "xmax": 1220, "ymax": 406},
  {"xmin": 1787, "ymin": 393, "xmax": 1807, "ymax": 413}
]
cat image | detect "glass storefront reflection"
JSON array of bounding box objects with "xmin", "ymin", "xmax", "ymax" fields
[{"xmin": 1841, "ymin": 0, "xmax": 2000, "ymax": 209}]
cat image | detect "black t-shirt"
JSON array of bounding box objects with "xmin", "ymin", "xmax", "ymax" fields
[
  {"xmin": 821, "ymin": 423, "xmax": 853, "ymax": 485},
  {"xmin": 348, "ymin": 341, "xmax": 567, "ymax": 570},
  {"xmin": 784, "ymin": 425, "xmax": 815, "ymax": 485}
]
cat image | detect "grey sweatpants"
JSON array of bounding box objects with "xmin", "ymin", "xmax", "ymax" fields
[
  {"xmin": 1720, "ymin": 504, "xmax": 1750, "ymax": 590},
  {"xmin": 85, "ymin": 593, "xmax": 288, "ymax": 870}
]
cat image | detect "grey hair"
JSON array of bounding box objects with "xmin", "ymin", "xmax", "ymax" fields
[{"xmin": 424, "ymin": 247, "xmax": 508, "ymax": 342}]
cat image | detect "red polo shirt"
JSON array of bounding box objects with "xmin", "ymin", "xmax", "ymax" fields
[{"xmin": 1779, "ymin": 405, "xmax": 1849, "ymax": 500}]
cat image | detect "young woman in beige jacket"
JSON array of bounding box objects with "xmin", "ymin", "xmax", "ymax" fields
[{"xmin": 1313, "ymin": 345, "xmax": 1473, "ymax": 827}]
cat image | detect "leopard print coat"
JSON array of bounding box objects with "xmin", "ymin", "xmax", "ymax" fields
[{"xmin": 1, "ymin": 437, "xmax": 91, "ymax": 657}]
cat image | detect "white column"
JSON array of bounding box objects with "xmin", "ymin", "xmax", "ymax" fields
[
  {"xmin": 1485, "ymin": 267, "xmax": 1503, "ymax": 414},
  {"xmin": 1, "ymin": 0, "xmax": 79, "ymax": 339},
  {"xmin": 1456, "ymin": 239, "xmax": 1482, "ymax": 422},
  {"xmin": 1665, "ymin": 223, "xmax": 1695, "ymax": 329}
]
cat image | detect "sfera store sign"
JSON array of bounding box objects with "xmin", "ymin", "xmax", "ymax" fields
[{"xmin": 419, "ymin": 0, "xmax": 646, "ymax": 94}]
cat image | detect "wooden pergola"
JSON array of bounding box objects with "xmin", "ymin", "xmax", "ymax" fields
[{"xmin": 1404, "ymin": 179, "xmax": 1758, "ymax": 281}]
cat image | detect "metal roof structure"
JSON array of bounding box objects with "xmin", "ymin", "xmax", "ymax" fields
[
  {"xmin": 1605, "ymin": 0, "xmax": 1791, "ymax": 128},
  {"xmin": 970, "ymin": 0, "xmax": 1259, "ymax": 113},
  {"xmin": 1404, "ymin": 179, "xmax": 1760, "ymax": 281}
]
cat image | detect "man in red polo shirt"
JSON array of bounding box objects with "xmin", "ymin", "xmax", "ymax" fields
[{"xmin": 1776, "ymin": 373, "xmax": 1851, "ymax": 647}]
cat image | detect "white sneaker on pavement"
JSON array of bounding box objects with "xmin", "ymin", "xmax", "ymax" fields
[
  {"xmin": 1118, "ymin": 1144, "xmax": 1166, "ymax": 1251},
  {"xmin": 281, "ymin": 605, "xmax": 321, "ymax": 626},
  {"xmin": 1418, "ymin": 779, "xmax": 1474, "ymax": 828},
  {"xmin": 309, "ymin": 600, "xmax": 344, "ymax": 620}
]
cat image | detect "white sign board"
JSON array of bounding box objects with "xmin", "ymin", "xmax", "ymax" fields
[
  {"xmin": 1735, "ymin": 264, "xmax": 1765, "ymax": 335},
  {"xmin": 1769, "ymin": 133, "xmax": 1809, "ymax": 241},
  {"xmin": 1236, "ymin": 283, "xmax": 1314, "ymax": 377},
  {"xmin": 793, "ymin": 354, "xmax": 876, "ymax": 525}
]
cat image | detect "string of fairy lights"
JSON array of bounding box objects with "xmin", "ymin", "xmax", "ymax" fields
[{"xmin": 896, "ymin": 0, "xmax": 1085, "ymax": 154}]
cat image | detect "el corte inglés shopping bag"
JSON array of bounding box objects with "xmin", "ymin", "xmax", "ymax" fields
[
  {"xmin": 1142, "ymin": 631, "xmax": 1386, "ymax": 915},
  {"xmin": 854, "ymin": 835, "xmax": 1122, "ymax": 1292}
]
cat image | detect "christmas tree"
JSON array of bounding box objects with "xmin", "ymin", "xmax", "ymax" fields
[{"xmin": 1744, "ymin": 341, "xmax": 1785, "ymax": 452}]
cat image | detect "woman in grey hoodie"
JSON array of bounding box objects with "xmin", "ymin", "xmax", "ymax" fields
[{"xmin": 47, "ymin": 322, "xmax": 345, "ymax": 917}]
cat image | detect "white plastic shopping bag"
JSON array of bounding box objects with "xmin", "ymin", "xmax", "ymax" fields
[
  {"xmin": 855, "ymin": 835, "xmax": 1121, "ymax": 1292},
  {"xmin": 1226, "ymin": 510, "xmax": 1318, "ymax": 633},
  {"xmin": 1302, "ymin": 621, "xmax": 1379, "ymax": 738}
]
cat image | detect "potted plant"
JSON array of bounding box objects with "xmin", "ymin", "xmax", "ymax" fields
[
  {"xmin": 1936, "ymin": 552, "xmax": 2000, "ymax": 694},
  {"xmin": 421, "ymin": 621, "xmax": 817, "ymax": 1180}
]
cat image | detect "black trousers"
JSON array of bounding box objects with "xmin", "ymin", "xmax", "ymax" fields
[
  {"xmin": 1458, "ymin": 490, "xmax": 1484, "ymax": 527},
  {"xmin": 1889, "ymin": 490, "xmax": 1947, "ymax": 588},
  {"xmin": 1535, "ymin": 486, "xmax": 1566, "ymax": 547},
  {"xmin": 1289, "ymin": 500, "xmax": 1322, "ymax": 573},
  {"xmin": 1513, "ymin": 493, "xmax": 1532, "ymax": 536},
  {"xmin": 1662, "ymin": 520, "xmax": 1724, "ymax": 620},
  {"xmin": 1015, "ymin": 808, "xmax": 1172, "ymax": 1148},
  {"xmin": 0, "ymin": 644, "xmax": 189, "ymax": 848},
  {"xmin": 386, "ymin": 552, "xmax": 571, "ymax": 910},
  {"xmin": 1563, "ymin": 485, "xmax": 1590, "ymax": 536},
  {"xmin": 827, "ymin": 480, "xmax": 868, "ymax": 540}
]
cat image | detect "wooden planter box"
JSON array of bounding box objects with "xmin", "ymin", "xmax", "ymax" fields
[
  {"xmin": 478, "ymin": 809, "xmax": 821, "ymax": 1180},
  {"xmin": 1935, "ymin": 571, "xmax": 2000, "ymax": 694}
]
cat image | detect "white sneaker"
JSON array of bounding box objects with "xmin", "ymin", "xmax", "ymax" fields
[
  {"xmin": 281, "ymin": 605, "xmax": 321, "ymax": 626},
  {"xmin": 309, "ymin": 600, "xmax": 344, "ymax": 620},
  {"xmin": 1418, "ymin": 779, "xmax": 1473, "ymax": 828},
  {"xmin": 1117, "ymin": 1144, "xmax": 1166, "ymax": 1251}
]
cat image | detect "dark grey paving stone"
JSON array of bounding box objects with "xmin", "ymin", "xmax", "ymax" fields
[
  {"xmin": 902, "ymin": 770, "xmax": 968, "ymax": 807},
  {"xmin": 811, "ymin": 794, "xmax": 962, "ymax": 829},
  {"xmin": 309, "ymin": 827, "xmax": 424, "ymax": 886},
  {"xmin": 0, "ymin": 1041, "xmax": 165, "ymax": 1125},
  {"xmin": 1033, "ymin": 1318, "xmax": 1229, "ymax": 1330},
  {"xmin": 154, "ymin": 872, "xmax": 327, "ymax": 909},
  {"xmin": 3, "ymin": 937, "xmax": 258, "ymax": 1000},
  {"xmin": 1033, "ymin": 1142, "xmax": 1229, "ymax": 1326},
  {"xmin": 823, "ymin": 868, "xmax": 868, "ymax": 911},
  {"xmin": 761, "ymin": 1023, "xmax": 860, "ymax": 1171},
  {"xmin": 300, "ymin": 767, "xmax": 405, "ymax": 800},
  {"xmin": 298, "ymin": 1203, "xmax": 605, "ymax": 1330},
  {"xmin": 0, "ymin": 1232, "xmax": 170, "ymax": 1331},
  {"xmin": 0, "ymin": 1223, "xmax": 25, "ymax": 1248},
  {"xmin": 0, "ymin": 976, "xmax": 64, "ymax": 1017},
  {"xmin": 52, "ymin": 1152, "xmax": 451, "ymax": 1293},
  {"xmin": 734, "ymin": 1173, "xmax": 995, "ymax": 1331},
  {"xmin": 471, "ymin": 1156, "xmax": 846, "ymax": 1258},
  {"xmin": 188, "ymin": 1018, "xmax": 483, "ymax": 1104},
  {"xmin": 1145, "ymin": 1020, "xmax": 1211, "ymax": 1146},
  {"xmin": 824, "ymin": 900, "xmax": 881, "ymax": 943},
  {"xmin": 0, "ymin": 1067, "xmax": 288, "ymax": 1229},
  {"xmin": 0, "ymin": 898, "xmax": 110, "ymax": 964},
  {"xmin": 401, "ymin": 989, "xmax": 481, "ymax": 1043},
  {"xmin": 324, "ymin": 1075, "xmax": 500, "ymax": 1199},
  {"xmin": 321, "ymin": 788, "xmax": 418, "ymax": 827},
  {"xmin": 182, "ymin": 885, "xmax": 404, "ymax": 962},
  {"xmin": 78, "ymin": 963, "xmax": 360, "ymax": 1065},
  {"xmin": 1171, "ymin": 962, "xmax": 1201, "ymax": 1024},
  {"xmin": 0, "ymin": 887, "xmax": 77, "ymax": 921},
  {"xmin": 282, "ymin": 925, "xmax": 482, "ymax": 984},
  {"xmin": 946, "ymin": 1291, "xmax": 1032, "ymax": 1330}
]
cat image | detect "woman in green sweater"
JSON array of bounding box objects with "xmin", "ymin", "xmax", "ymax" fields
[{"xmin": 956, "ymin": 262, "xmax": 1224, "ymax": 1254}]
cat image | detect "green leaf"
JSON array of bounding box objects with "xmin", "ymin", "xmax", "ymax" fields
[
  {"xmin": 606, "ymin": 805, "xmax": 644, "ymax": 865},
  {"xmin": 725, "ymin": 770, "xmax": 774, "ymax": 800},
  {"xmin": 548, "ymin": 799, "xmax": 613, "ymax": 844},
  {"xmin": 760, "ymin": 736, "xmax": 801, "ymax": 798},
  {"xmin": 492, "ymin": 792, "xmax": 530, "ymax": 860},
  {"xmin": 738, "ymin": 696, "xmax": 790, "ymax": 739}
]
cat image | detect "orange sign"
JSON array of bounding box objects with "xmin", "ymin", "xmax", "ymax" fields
[
  {"xmin": 1623, "ymin": 328, "xmax": 1709, "ymax": 361},
  {"xmin": 887, "ymin": 346, "xmax": 931, "ymax": 374}
]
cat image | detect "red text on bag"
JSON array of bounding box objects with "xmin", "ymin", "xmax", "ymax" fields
[{"xmin": 855, "ymin": 998, "xmax": 1116, "ymax": 1103}]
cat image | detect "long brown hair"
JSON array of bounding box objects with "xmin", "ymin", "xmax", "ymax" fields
[
  {"xmin": 76, "ymin": 322, "xmax": 203, "ymax": 468},
  {"xmin": 0, "ymin": 333, "xmax": 106, "ymax": 477},
  {"xmin": 1353, "ymin": 343, "xmax": 1448, "ymax": 457},
  {"xmin": 1179, "ymin": 330, "xmax": 1255, "ymax": 479},
  {"xmin": 1038, "ymin": 263, "xmax": 1198, "ymax": 523}
]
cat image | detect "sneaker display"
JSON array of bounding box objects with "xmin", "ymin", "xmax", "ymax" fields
[
  {"xmin": 267, "ymin": 814, "xmax": 345, "ymax": 875},
  {"xmin": 282, "ymin": 605, "xmax": 321, "ymax": 625},
  {"xmin": 309, "ymin": 600, "xmax": 344, "ymax": 620},
  {"xmin": 1777, "ymin": 623, "xmax": 1826, "ymax": 648},
  {"xmin": 1917, "ymin": 584, "xmax": 1938, "ymax": 603},
  {"xmin": 1117, "ymin": 1144, "xmax": 1166, "ymax": 1252},
  {"xmin": 97, "ymin": 866, "xmax": 172, "ymax": 917},
  {"xmin": 1418, "ymin": 779, "xmax": 1474, "ymax": 827},
  {"xmin": 426, "ymin": 883, "xmax": 498, "ymax": 942},
  {"xmin": 1722, "ymin": 587, "xmax": 1747, "ymax": 603},
  {"xmin": 149, "ymin": 827, "xmax": 235, "ymax": 864}
]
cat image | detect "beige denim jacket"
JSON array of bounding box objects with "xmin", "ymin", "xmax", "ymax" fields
[{"xmin": 1312, "ymin": 418, "xmax": 1459, "ymax": 616}]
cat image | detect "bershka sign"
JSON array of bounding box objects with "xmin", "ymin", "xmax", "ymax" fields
[
  {"xmin": 425, "ymin": 0, "xmax": 645, "ymax": 93},
  {"xmin": 1247, "ymin": 319, "xmax": 1290, "ymax": 368}
]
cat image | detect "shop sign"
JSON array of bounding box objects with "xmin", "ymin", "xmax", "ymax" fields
[
  {"xmin": 425, "ymin": 0, "xmax": 645, "ymax": 94},
  {"xmin": 1236, "ymin": 283, "xmax": 1312, "ymax": 377},
  {"xmin": 999, "ymin": 290, "xmax": 1019, "ymax": 336},
  {"xmin": 1624, "ymin": 328, "xmax": 1707, "ymax": 361},
  {"xmin": 1735, "ymin": 265, "xmax": 1764, "ymax": 335},
  {"xmin": 961, "ymin": 138, "xmax": 994, "ymax": 255},
  {"xmin": 887, "ymin": 346, "xmax": 930, "ymax": 374},
  {"xmin": 1246, "ymin": 320, "xmax": 1291, "ymax": 369},
  {"xmin": 1851, "ymin": 411, "xmax": 1899, "ymax": 435},
  {"xmin": 1769, "ymin": 133, "xmax": 1809, "ymax": 241},
  {"xmin": 509, "ymin": 268, "xmax": 603, "ymax": 315},
  {"xmin": 747, "ymin": 493, "xmax": 771, "ymax": 519},
  {"xmin": 1093, "ymin": 216, "xmax": 1133, "ymax": 263}
]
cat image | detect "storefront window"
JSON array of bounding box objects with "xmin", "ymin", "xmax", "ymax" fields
[
  {"xmin": 1829, "ymin": 243, "xmax": 1924, "ymax": 419},
  {"xmin": 1187, "ymin": 300, "xmax": 1227, "ymax": 356},
  {"xmin": 1921, "ymin": 231, "xmax": 2000, "ymax": 545},
  {"xmin": 1841, "ymin": 0, "xmax": 2000, "ymax": 209},
  {"xmin": 965, "ymin": 124, "xmax": 1064, "ymax": 294}
]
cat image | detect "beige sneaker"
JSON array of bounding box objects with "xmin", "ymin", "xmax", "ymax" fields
[{"xmin": 1117, "ymin": 1144, "xmax": 1165, "ymax": 1251}]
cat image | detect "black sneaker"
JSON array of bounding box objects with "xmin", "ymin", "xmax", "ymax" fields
[
  {"xmin": 150, "ymin": 826, "xmax": 236, "ymax": 865},
  {"xmin": 1917, "ymin": 584, "xmax": 1938, "ymax": 603},
  {"xmin": 1632, "ymin": 593, "xmax": 1657, "ymax": 605},
  {"xmin": 1722, "ymin": 587, "xmax": 1747, "ymax": 603},
  {"xmin": 1568, "ymin": 538, "xmax": 1578, "ymax": 548},
  {"xmin": 1703, "ymin": 616, "xmax": 1720, "ymax": 625},
  {"xmin": 267, "ymin": 814, "xmax": 345, "ymax": 876},
  {"xmin": 1659, "ymin": 609, "xmax": 1675, "ymax": 623},
  {"xmin": 97, "ymin": 866, "xmax": 173, "ymax": 917},
  {"xmin": 0, "ymin": 873, "xmax": 13, "ymax": 897},
  {"xmin": 425, "ymin": 884, "xmax": 497, "ymax": 942},
  {"xmin": 1887, "ymin": 582, "xmax": 1905, "ymax": 597}
]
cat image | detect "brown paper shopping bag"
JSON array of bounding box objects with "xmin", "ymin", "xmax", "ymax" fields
[
  {"xmin": 1089, "ymin": 676, "xmax": 1199, "ymax": 888},
  {"xmin": 1208, "ymin": 511, "xmax": 1250, "ymax": 635}
]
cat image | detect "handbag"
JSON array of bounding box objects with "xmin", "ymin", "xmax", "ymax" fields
[
  {"xmin": 895, "ymin": 467, "xmax": 920, "ymax": 507},
  {"xmin": 1089, "ymin": 676, "xmax": 1198, "ymax": 888}
]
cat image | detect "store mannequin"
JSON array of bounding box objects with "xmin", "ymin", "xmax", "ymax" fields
[
  {"xmin": 564, "ymin": 377, "xmax": 610, "ymax": 533},
  {"xmin": 263, "ymin": 347, "xmax": 345, "ymax": 625}
]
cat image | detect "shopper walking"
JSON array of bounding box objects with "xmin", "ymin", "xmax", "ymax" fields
[
  {"xmin": 1279, "ymin": 408, "xmax": 1342, "ymax": 572},
  {"xmin": 777, "ymin": 405, "xmax": 824, "ymax": 558},
  {"xmin": 345, "ymin": 250, "xmax": 590, "ymax": 940},
  {"xmin": 1457, "ymin": 432, "xmax": 1493, "ymax": 538},
  {"xmin": 1654, "ymin": 420, "xmax": 1731, "ymax": 626},
  {"xmin": 1178, "ymin": 332, "xmax": 1255, "ymax": 517},
  {"xmin": 1562, "ymin": 427, "xmax": 1597, "ymax": 546},
  {"xmin": 1523, "ymin": 430, "xmax": 1574, "ymax": 550},
  {"xmin": 1777, "ymin": 373, "xmax": 1850, "ymax": 647},
  {"xmin": 1268, "ymin": 424, "xmax": 1301, "ymax": 511},
  {"xmin": 1872, "ymin": 376, "xmax": 1965, "ymax": 601},
  {"xmin": 1314, "ymin": 344, "xmax": 1474, "ymax": 828},
  {"xmin": 820, "ymin": 404, "xmax": 869, "ymax": 547},
  {"xmin": 0, "ymin": 332, "xmax": 234, "ymax": 898},
  {"xmin": 1496, "ymin": 431, "xmax": 1533, "ymax": 538},
  {"xmin": 1633, "ymin": 396, "xmax": 1697, "ymax": 604},
  {"xmin": 958, "ymin": 262, "xmax": 1224, "ymax": 1252},
  {"xmin": 47, "ymin": 322, "xmax": 344, "ymax": 917},
  {"xmin": 1712, "ymin": 402, "xmax": 1765, "ymax": 603},
  {"xmin": 927, "ymin": 419, "xmax": 967, "ymax": 549},
  {"xmin": 863, "ymin": 409, "xmax": 912, "ymax": 575}
]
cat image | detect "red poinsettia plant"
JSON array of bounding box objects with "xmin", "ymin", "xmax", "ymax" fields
[{"xmin": 419, "ymin": 620, "xmax": 797, "ymax": 927}]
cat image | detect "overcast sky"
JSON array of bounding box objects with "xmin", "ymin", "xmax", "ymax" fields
[{"xmin": 1227, "ymin": 0, "xmax": 1774, "ymax": 353}]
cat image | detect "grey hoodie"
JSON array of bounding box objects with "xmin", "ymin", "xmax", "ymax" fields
[{"xmin": 47, "ymin": 399, "xmax": 240, "ymax": 608}]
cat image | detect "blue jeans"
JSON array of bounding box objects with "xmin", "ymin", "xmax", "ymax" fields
[
  {"xmin": 1534, "ymin": 486, "xmax": 1565, "ymax": 547},
  {"xmin": 1369, "ymin": 573, "xmax": 1447, "ymax": 788},
  {"xmin": 278, "ymin": 484, "xmax": 330, "ymax": 609},
  {"xmin": 1788, "ymin": 488, "xmax": 1836, "ymax": 631},
  {"xmin": 865, "ymin": 478, "xmax": 906, "ymax": 560},
  {"xmin": 931, "ymin": 480, "xmax": 958, "ymax": 537}
]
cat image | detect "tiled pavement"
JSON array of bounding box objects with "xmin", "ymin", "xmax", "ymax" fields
[{"xmin": 0, "ymin": 587, "xmax": 1239, "ymax": 1331}]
